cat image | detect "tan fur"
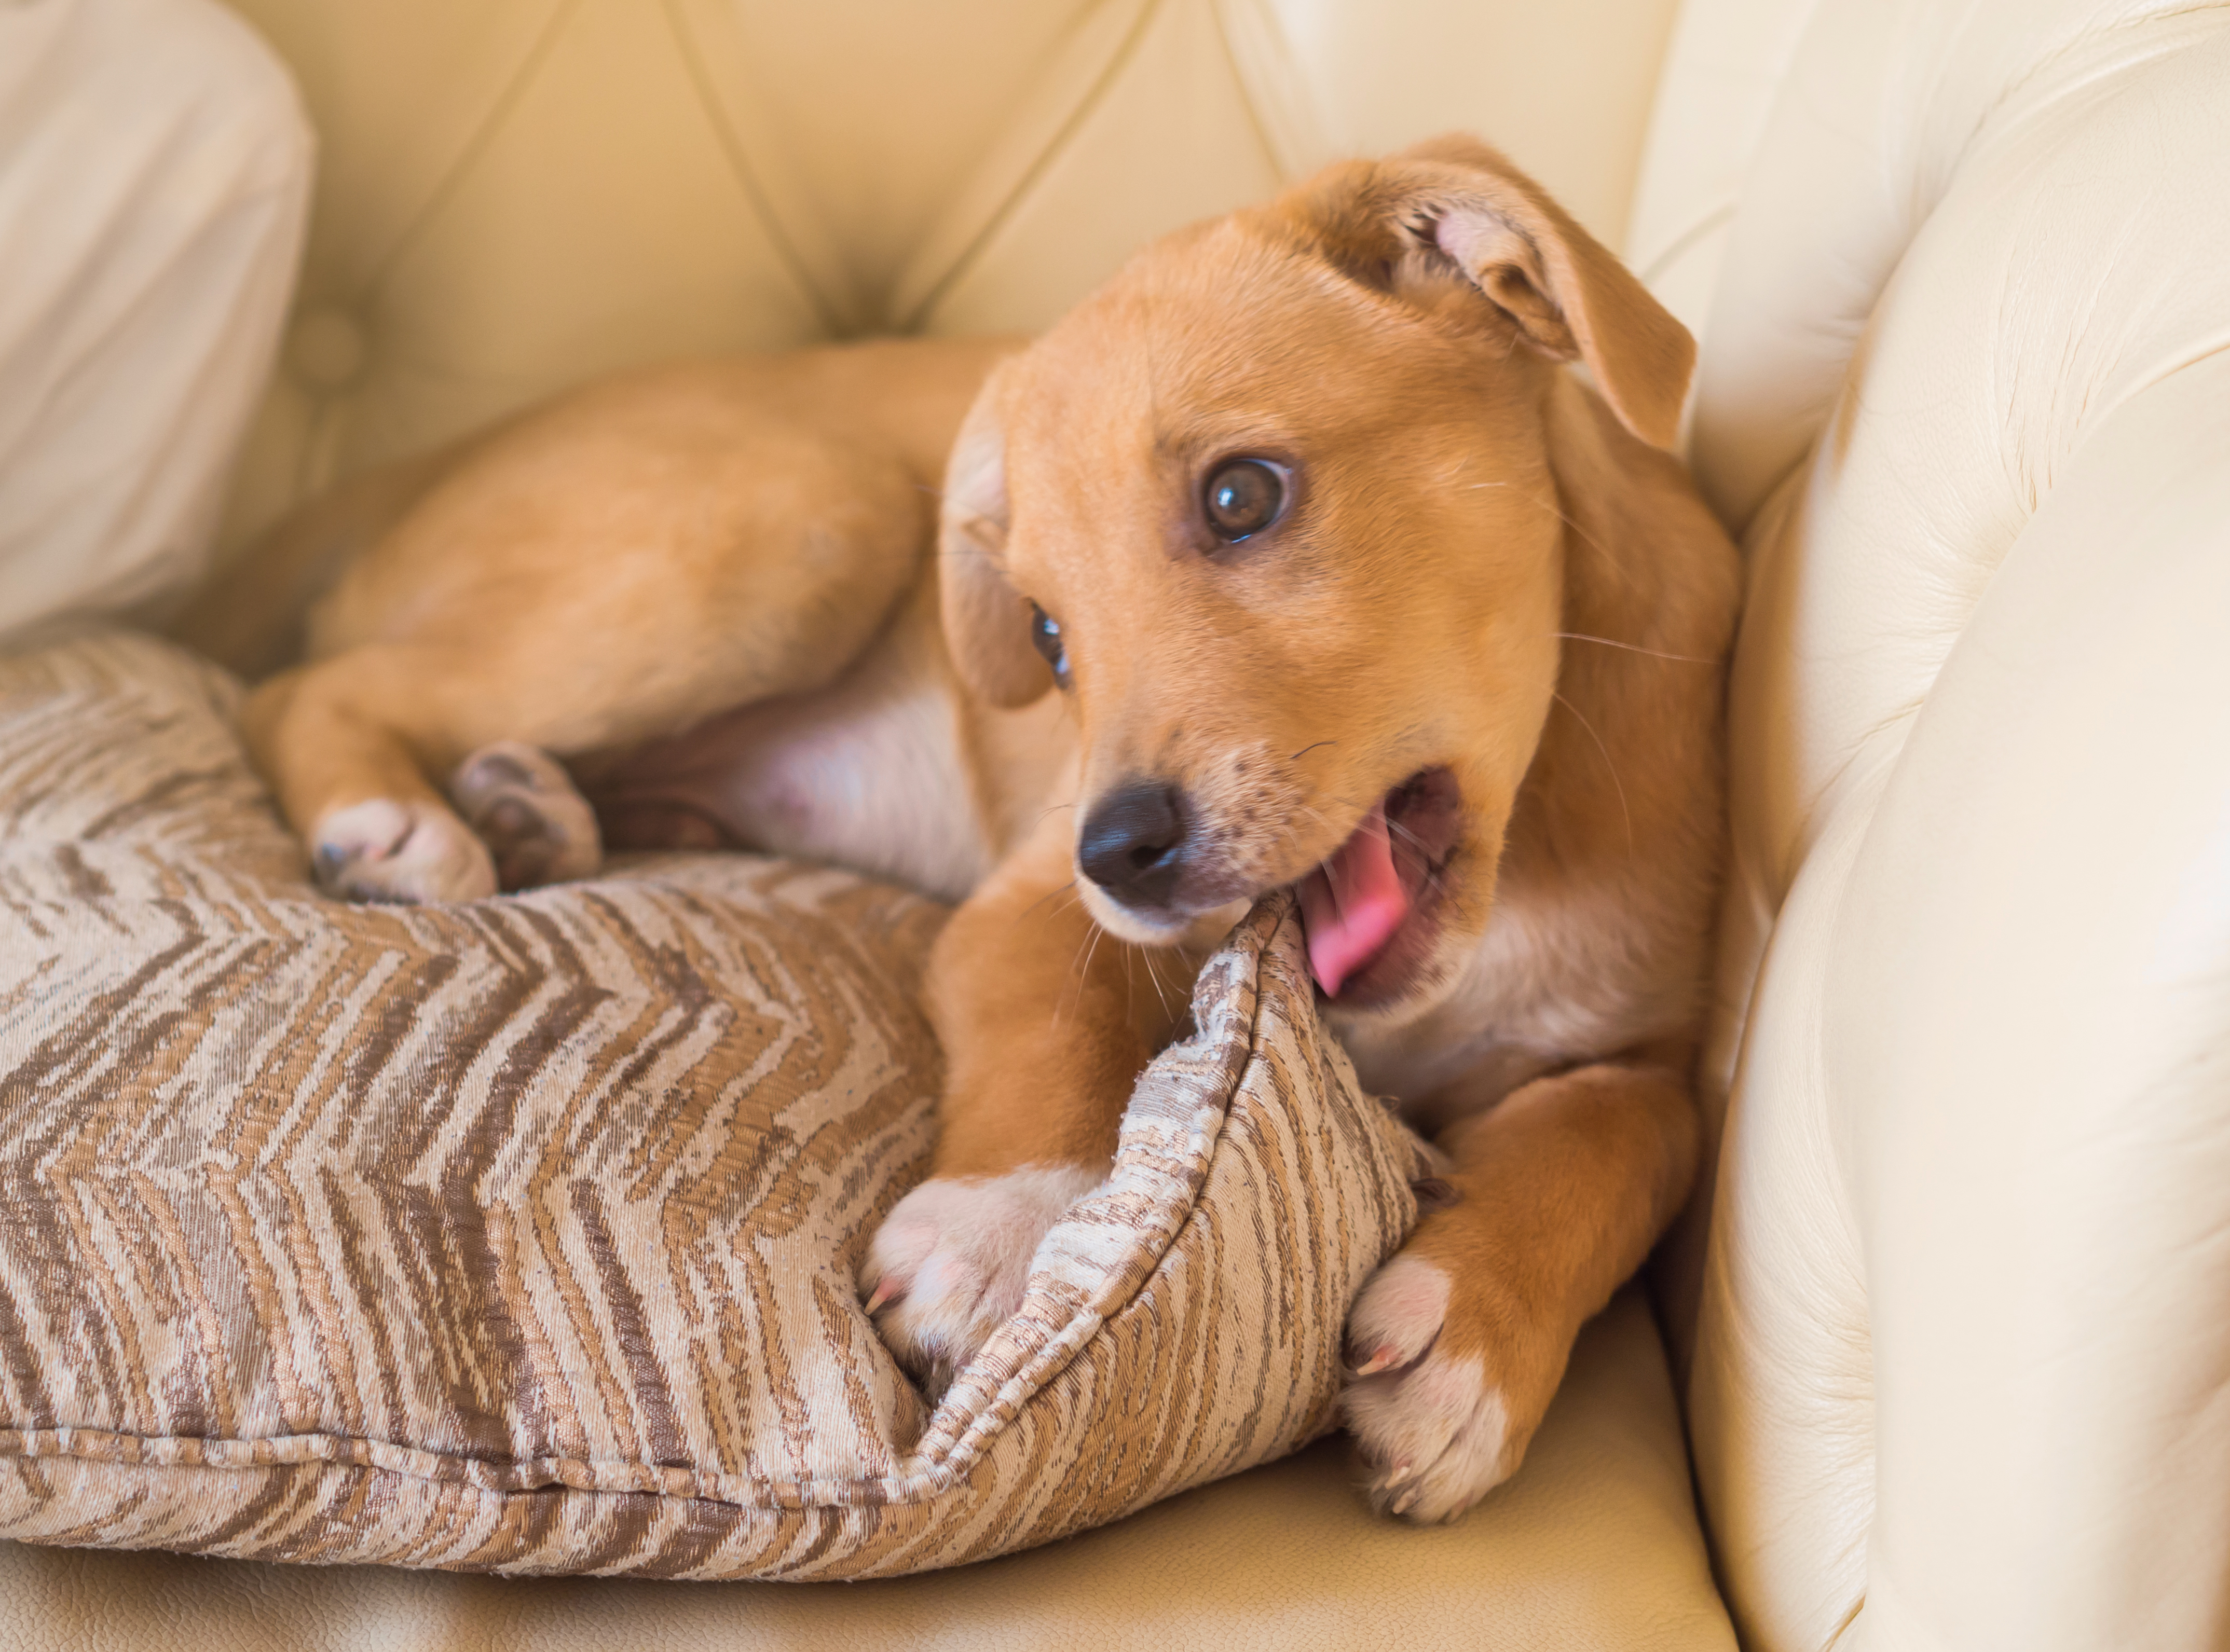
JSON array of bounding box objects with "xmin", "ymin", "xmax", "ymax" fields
[{"xmin": 204, "ymin": 137, "xmax": 1739, "ymax": 1523}]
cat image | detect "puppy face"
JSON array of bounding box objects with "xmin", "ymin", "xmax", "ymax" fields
[{"xmin": 941, "ymin": 137, "xmax": 1692, "ymax": 1024}]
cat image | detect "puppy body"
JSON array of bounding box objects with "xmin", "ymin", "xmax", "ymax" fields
[
  {"xmin": 203, "ymin": 140, "xmax": 1738, "ymax": 1526},
  {"xmin": 206, "ymin": 337, "xmax": 1060, "ymax": 903}
]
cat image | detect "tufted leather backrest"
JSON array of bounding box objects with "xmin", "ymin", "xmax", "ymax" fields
[
  {"xmin": 213, "ymin": 0, "xmax": 1684, "ymax": 553},
  {"xmin": 1637, "ymin": 0, "xmax": 2230, "ymax": 1646}
]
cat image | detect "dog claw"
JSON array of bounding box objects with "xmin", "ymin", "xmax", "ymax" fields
[
  {"xmin": 1383, "ymin": 1460, "xmax": 1418, "ymax": 1487},
  {"xmin": 1352, "ymin": 1344, "xmax": 1403, "ymax": 1378},
  {"xmin": 864, "ymin": 1276, "xmax": 900, "ymax": 1315},
  {"xmin": 1391, "ymin": 1485, "xmax": 1421, "ymax": 1517}
]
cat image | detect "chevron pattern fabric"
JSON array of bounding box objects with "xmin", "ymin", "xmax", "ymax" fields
[{"xmin": 0, "ymin": 632, "xmax": 1419, "ymax": 1578}]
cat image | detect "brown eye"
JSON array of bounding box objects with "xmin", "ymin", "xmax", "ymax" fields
[
  {"xmin": 1203, "ymin": 459, "xmax": 1286, "ymax": 542},
  {"xmin": 1029, "ymin": 602, "xmax": 1071, "ymax": 687}
]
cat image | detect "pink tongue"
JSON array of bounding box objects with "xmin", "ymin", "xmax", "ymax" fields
[{"xmin": 1297, "ymin": 801, "xmax": 1410, "ymax": 998}]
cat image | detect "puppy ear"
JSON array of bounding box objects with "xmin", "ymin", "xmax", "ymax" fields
[
  {"xmin": 938, "ymin": 373, "xmax": 1055, "ymax": 709},
  {"xmin": 1297, "ymin": 135, "xmax": 1694, "ymax": 450}
]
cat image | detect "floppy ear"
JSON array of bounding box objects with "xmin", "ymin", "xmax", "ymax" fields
[
  {"xmin": 938, "ymin": 371, "xmax": 1055, "ymax": 709},
  {"xmin": 1296, "ymin": 135, "xmax": 1694, "ymax": 450}
]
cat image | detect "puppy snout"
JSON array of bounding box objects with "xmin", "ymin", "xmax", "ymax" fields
[{"xmin": 1078, "ymin": 780, "xmax": 1189, "ymax": 910}]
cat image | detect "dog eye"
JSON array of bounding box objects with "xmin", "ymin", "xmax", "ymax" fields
[
  {"xmin": 1202, "ymin": 459, "xmax": 1286, "ymax": 542},
  {"xmin": 1029, "ymin": 603, "xmax": 1072, "ymax": 688}
]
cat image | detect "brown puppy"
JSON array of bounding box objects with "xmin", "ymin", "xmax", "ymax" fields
[{"xmin": 196, "ymin": 136, "xmax": 1738, "ymax": 1524}]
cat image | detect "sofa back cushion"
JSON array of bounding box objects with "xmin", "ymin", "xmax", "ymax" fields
[
  {"xmin": 0, "ymin": 0, "xmax": 307, "ymax": 648},
  {"xmin": 1640, "ymin": 1, "xmax": 2230, "ymax": 1645},
  {"xmin": 210, "ymin": 0, "xmax": 1684, "ymax": 551}
]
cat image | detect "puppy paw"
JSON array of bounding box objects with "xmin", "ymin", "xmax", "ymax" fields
[
  {"xmin": 450, "ymin": 742, "xmax": 601, "ymax": 890},
  {"xmin": 860, "ymin": 1164, "xmax": 1104, "ymax": 1393},
  {"xmin": 311, "ymin": 797, "xmax": 496, "ymax": 904},
  {"xmin": 1341, "ymin": 1252, "xmax": 1543, "ymax": 1524}
]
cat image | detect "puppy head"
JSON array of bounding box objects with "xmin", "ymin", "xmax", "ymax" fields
[{"xmin": 940, "ymin": 136, "xmax": 1693, "ymax": 1022}]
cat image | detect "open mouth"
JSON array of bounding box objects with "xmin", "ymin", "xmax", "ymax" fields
[{"xmin": 1295, "ymin": 766, "xmax": 1463, "ymax": 1004}]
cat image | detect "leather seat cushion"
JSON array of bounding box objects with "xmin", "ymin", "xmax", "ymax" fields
[{"xmin": 0, "ymin": 1290, "xmax": 1734, "ymax": 1651}]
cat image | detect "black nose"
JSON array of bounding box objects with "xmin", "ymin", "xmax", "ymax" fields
[{"xmin": 1078, "ymin": 780, "xmax": 1189, "ymax": 908}]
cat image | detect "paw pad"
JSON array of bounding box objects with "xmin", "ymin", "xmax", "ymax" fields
[{"xmin": 450, "ymin": 741, "xmax": 600, "ymax": 890}]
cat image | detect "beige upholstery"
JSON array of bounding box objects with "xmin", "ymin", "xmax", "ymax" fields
[
  {"xmin": 0, "ymin": 0, "xmax": 306, "ymax": 647},
  {"xmin": 9, "ymin": 0, "xmax": 2229, "ymax": 1641},
  {"xmin": 0, "ymin": 1293, "xmax": 1727, "ymax": 1652},
  {"xmin": 209, "ymin": 0, "xmax": 1685, "ymax": 556},
  {"xmin": 1639, "ymin": 0, "xmax": 2230, "ymax": 1646}
]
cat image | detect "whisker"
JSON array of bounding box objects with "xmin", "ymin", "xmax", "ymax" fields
[
  {"xmin": 1141, "ymin": 946, "xmax": 1174, "ymax": 1020},
  {"xmin": 1552, "ymin": 689, "xmax": 1634, "ymax": 856},
  {"xmin": 1056, "ymin": 914, "xmax": 1104, "ymax": 1030},
  {"xmin": 1555, "ymin": 631, "xmax": 1713, "ymax": 665},
  {"xmin": 1514, "ymin": 491, "xmax": 1632, "ymax": 584},
  {"xmin": 1015, "ymin": 878, "xmax": 1077, "ymax": 925},
  {"xmin": 1385, "ymin": 817, "xmax": 1436, "ymax": 858}
]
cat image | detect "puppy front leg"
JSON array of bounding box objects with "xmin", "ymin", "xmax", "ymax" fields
[
  {"xmin": 863, "ymin": 812, "xmax": 1186, "ymax": 1391},
  {"xmin": 1342, "ymin": 1050, "xmax": 1699, "ymax": 1522}
]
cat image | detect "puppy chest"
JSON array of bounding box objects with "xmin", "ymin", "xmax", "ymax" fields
[{"xmin": 1338, "ymin": 883, "xmax": 1693, "ymax": 1127}]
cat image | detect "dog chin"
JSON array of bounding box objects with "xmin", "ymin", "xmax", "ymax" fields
[{"xmin": 1074, "ymin": 882, "xmax": 1246, "ymax": 951}]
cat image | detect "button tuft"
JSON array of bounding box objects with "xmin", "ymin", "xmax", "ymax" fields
[{"xmin": 286, "ymin": 308, "xmax": 370, "ymax": 392}]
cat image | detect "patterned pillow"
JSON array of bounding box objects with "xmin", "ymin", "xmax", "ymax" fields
[{"xmin": 0, "ymin": 632, "xmax": 1419, "ymax": 1579}]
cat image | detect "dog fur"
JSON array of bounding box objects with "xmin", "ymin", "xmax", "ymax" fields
[{"xmin": 187, "ymin": 136, "xmax": 1739, "ymax": 1524}]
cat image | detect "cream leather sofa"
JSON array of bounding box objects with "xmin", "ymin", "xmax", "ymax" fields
[{"xmin": 7, "ymin": 0, "xmax": 2229, "ymax": 1645}]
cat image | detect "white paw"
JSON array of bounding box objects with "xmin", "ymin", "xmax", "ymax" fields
[
  {"xmin": 450, "ymin": 741, "xmax": 601, "ymax": 890},
  {"xmin": 311, "ymin": 797, "xmax": 496, "ymax": 904},
  {"xmin": 1342, "ymin": 1254, "xmax": 1523, "ymax": 1523},
  {"xmin": 861, "ymin": 1164, "xmax": 1104, "ymax": 1392}
]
